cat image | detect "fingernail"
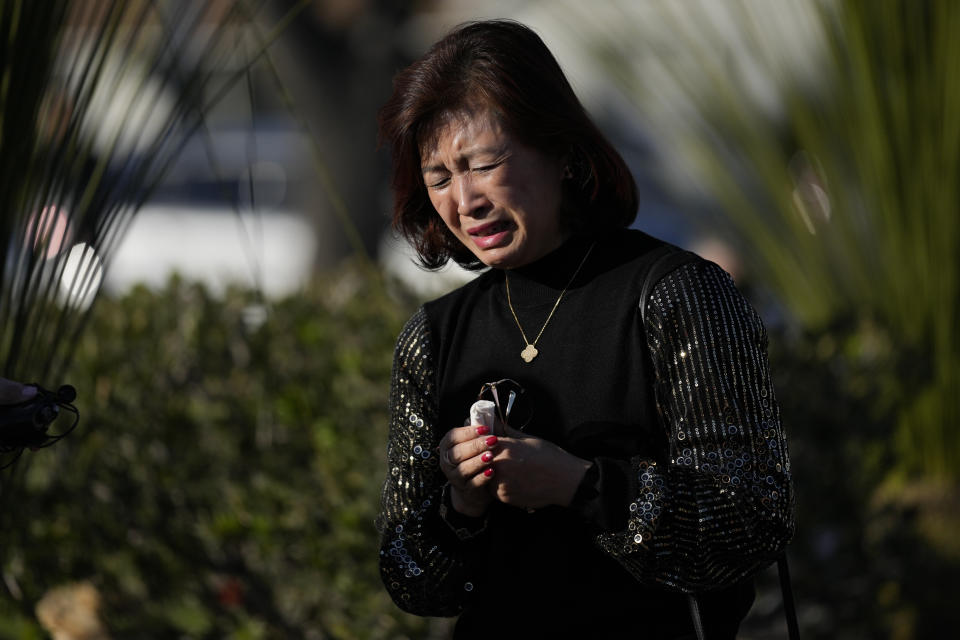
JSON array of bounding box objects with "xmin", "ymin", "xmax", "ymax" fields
[
  {"xmin": 483, "ymin": 467, "xmax": 494, "ymax": 477},
  {"xmin": 21, "ymin": 385, "xmax": 37, "ymax": 400},
  {"xmin": 485, "ymin": 436, "xmax": 498, "ymax": 447},
  {"xmin": 481, "ymin": 452, "xmax": 493, "ymax": 463},
  {"xmin": 476, "ymin": 425, "xmax": 490, "ymax": 436}
]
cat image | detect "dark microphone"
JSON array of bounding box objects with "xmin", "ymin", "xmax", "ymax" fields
[{"xmin": 0, "ymin": 384, "xmax": 79, "ymax": 465}]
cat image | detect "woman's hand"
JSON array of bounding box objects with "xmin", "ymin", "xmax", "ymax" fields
[
  {"xmin": 488, "ymin": 425, "xmax": 592, "ymax": 511},
  {"xmin": 438, "ymin": 424, "xmax": 500, "ymax": 517}
]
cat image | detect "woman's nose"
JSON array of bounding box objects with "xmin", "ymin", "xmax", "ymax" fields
[{"xmin": 455, "ymin": 174, "xmax": 485, "ymax": 217}]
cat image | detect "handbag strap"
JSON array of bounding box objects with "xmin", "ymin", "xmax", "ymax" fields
[
  {"xmin": 778, "ymin": 554, "xmax": 801, "ymax": 639},
  {"xmin": 687, "ymin": 593, "xmax": 707, "ymax": 640},
  {"xmin": 687, "ymin": 556, "xmax": 799, "ymax": 640},
  {"xmin": 639, "ymin": 245, "xmax": 697, "ymax": 327},
  {"xmin": 640, "ymin": 245, "xmax": 800, "ymax": 639}
]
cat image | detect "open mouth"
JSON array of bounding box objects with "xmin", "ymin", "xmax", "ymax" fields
[{"xmin": 469, "ymin": 220, "xmax": 512, "ymax": 237}]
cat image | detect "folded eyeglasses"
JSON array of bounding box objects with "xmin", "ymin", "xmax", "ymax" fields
[{"xmin": 477, "ymin": 378, "xmax": 533, "ymax": 431}]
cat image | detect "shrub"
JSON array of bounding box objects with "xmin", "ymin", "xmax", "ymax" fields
[{"xmin": 0, "ymin": 263, "xmax": 439, "ymax": 639}]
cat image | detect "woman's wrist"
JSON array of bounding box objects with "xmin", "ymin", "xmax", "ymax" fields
[
  {"xmin": 440, "ymin": 484, "xmax": 489, "ymax": 540},
  {"xmin": 449, "ymin": 485, "xmax": 489, "ymax": 518},
  {"xmin": 567, "ymin": 459, "xmax": 600, "ymax": 511},
  {"xmin": 556, "ymin": 457, "xmax": 595, "ymax": 507}
]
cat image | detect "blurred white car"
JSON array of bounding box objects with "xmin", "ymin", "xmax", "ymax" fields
[{"xmin": 102, "ymin": 122, "xmax": 318, "ymax": 299}]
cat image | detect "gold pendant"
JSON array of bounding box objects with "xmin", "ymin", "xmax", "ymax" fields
[{"xmin": 521, "ymin": 344, "xmax": 539, "ymax": 363}]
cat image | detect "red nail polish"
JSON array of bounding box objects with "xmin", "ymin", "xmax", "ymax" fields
[
  {"xmin": 481, "ymin": 452, "xmax": 493, "ymax": 463},
  {"xmin": 476, "ymin": 425, "xmax": 490, "ymax": 435},
  {"xmin": 483, "ymin": 467, "xmax": 494, "ymax": 477},
  {"xmin": 485, "ymin": 436, "xmax": 498, "ymax": 447}
]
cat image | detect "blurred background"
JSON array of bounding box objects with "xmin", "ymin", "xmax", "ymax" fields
[{"xmin": 0, "ymin": 0, "xmax": 957, "ymax": 638}]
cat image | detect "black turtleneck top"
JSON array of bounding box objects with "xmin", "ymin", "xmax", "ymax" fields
[{"xmin": 376, "ymin": 229, "xmax": 794, "ymax": 639}]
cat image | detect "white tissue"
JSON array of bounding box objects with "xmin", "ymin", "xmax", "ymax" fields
[{"xmin": 468, "ymin": 399, "xmax": 498, "ymax": 435}]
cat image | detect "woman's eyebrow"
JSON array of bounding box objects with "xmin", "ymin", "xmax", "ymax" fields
[
  {"xmin": 420, "ymin": 146, "xmax": 507, "ymax": 173},
  {"xmin": 420, "ymin": 162, "xmax": 447, "ymax": 174}
]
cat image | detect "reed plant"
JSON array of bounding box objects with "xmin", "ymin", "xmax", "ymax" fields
[
  {"xmin": 565, "ymin": 0, "xmax": 959, "ymax": 484},
  {"xmin": 0, "ymin": 0, "xmax": 308, "ymax": 385}
]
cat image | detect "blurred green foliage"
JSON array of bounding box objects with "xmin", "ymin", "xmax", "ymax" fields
[
  {"xmin": 0, "ymin": 264, "xmax": 448, "ymax": 638},
  {"xmin": 762, "ymin": 320, "xmax": 960, "ymax": 639},
  {"xmin": 694, "ymin": 0, "xmax": 960, "ymax": 485},
  {"xmin": 587, "ymin": 0, "xmax": 959, "ymax": 485}
]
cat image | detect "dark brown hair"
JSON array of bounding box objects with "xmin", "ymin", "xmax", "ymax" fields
[{"xmin": 378, "ymin": 19, "xmax": 638, "ymax": 270}]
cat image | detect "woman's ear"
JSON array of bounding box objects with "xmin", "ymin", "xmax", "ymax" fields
[{"xmin": 562, "ymin": 147, "xmax": 576, "ymax": 180}]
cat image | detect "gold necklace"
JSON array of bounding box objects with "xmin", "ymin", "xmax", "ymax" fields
[{"xmin": 505, "ymin": 242, "xmax": 595, "ymax": 363}]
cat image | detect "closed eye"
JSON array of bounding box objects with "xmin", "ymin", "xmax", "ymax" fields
[
  {"xmin": 425, "ymin": 175, "xmax": 450, "ymax": 190},
  {"xmin": 475, "ymin": 160, "xmax": 503, "ymax": 173}
]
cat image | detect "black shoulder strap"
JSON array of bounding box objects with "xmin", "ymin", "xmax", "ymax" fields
[{"xmin": 639, "ymin": 245, "xmax": 698, "ymax": 326}]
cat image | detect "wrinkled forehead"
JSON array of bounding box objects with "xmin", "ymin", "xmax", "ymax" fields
[{"xmin": 417, "ymin": 105, "xmax": 505, "ymax": 160}]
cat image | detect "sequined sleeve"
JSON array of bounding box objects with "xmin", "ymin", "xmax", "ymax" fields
[
  {"xmin": 596, "ymin": 260, "xmax": 795, "ymax": 592},
  {"xmin": 375, "ymin": 307, "xmax": 480, "ymax": 616}
]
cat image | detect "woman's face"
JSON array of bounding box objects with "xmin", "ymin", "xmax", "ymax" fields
[{"xmin": 420, "ymin": 110, "xmax": 567, "ymax": 269}]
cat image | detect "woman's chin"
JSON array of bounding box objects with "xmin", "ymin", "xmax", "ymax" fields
[
  {"xmin": 468, "ymin": 238, "xmax": 512, "ymax": 268},
  {"xmin": 474, "ymin": 247, "xmax": 523, "ymax": 270}
]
